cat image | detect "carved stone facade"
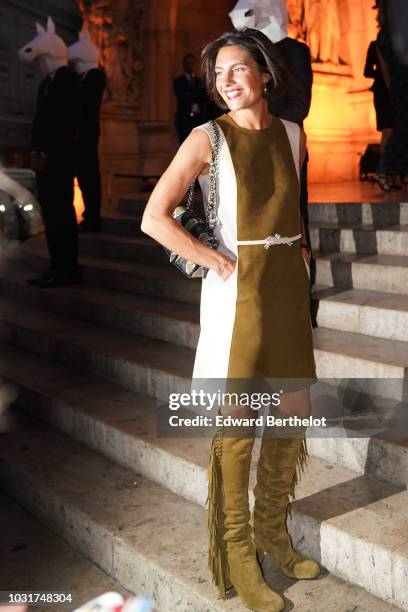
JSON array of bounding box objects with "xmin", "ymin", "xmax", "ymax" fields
[
  {"xmin": 76, "ymin": 0, "xmax": 144, "ymax": 110},
  {"xmin": 288, "ymin": 0, "xmax": 344, "ymax": 64},
  {"xmin": 1, "ymin": 0, "xmax": 381, "ymax": 184}
]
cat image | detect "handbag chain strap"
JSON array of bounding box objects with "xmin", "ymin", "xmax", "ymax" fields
[{"xmin": 186, "ymin": 120, "xmax": 221, "ymax": 231}]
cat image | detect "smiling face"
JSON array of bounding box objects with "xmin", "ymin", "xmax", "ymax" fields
[{"xmin": 215, "ymin": 45, "xmax": 269, "ymax": 111}]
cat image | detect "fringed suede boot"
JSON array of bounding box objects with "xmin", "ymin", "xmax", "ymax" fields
[
  {"xmin": 208, "ymin": 422, "xmax": 284, "ymax": 612},
  {"xmin": 253, "ymin": 434, "xmax": 320, "ymax": 580}
]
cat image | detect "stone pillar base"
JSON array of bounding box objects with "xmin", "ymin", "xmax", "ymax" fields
[{"xmin": 99, "ymin": 102, "xmax": 140, "ymax": 210}]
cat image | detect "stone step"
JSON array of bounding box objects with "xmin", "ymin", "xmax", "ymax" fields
[
  {"xmin": 116, "ymin": 191, "xmax": 204, "ymax": 216},
  {"xmin": 0, "ymin": 494, "xmax": 130, "ymax": 612},
  {"xmin": 310, "ymin": 223, "xmax": 408, "ymax": 256},
  {"xmin": 0, "ymin": 258, "xmax": 200, "ymax": 349},
  {"xmin": 0, "ymin": 412, "xmax": 406, "ymax": 610},
  {"xmin": 314, "ymin": 287, "xmax": 408, "ymax": 343},
  {"xmin": 117, "ymin": 196, "xmax": 145, "ymax": 215},
  {"xmin": 3, "ymin": 257, "xmax": 408, "ymax": 350},
  {"xmin": 23, "ymin": 234, "xmax": 408, "ymax": 314},
  {"xmin": 79, "ymin": 233, "xmax": 168, "ymax": 265},
  {"xmin": 315, "ymin": 252, "xmax": 408, "ymax": 296},
  {"xmin": 87, "ymin": 225, "xmax": 408, "ymax": 268},
  {"xmin": 101, "ymin": 211, "xmax": 144, "ymax": 237},
  {"xmin": 117, "ymin": 193, "xmax": 150, "ymax": 215},
  {"xmin": 0, "ymin": 291, "xmax": 407, "ymax": 403},
  {"xmin": 0, "ymin": 296, "xmax": 193, "ymax": 402},
  {"xmin": 21, "ymin": 236, "xmax": 201, "ymax": 305},
  {"xmin": 1, "ymin": 339, "xmax": 407, "ymax": 492},
  {"xmin": 309, "ymin": 202, "xmax": 408, "ymax": 227},
  {"xmin": 313, "ymin": 327, "xmax": 407, "ymax": 400}
]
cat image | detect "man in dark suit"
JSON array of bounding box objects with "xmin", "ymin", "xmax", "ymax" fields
[
  {"xmin": 29, "ymin": 65, "xmax": 81, "ymax": 287},
  {"xmin": 18, "ymin": 18, "xmax": 81, "ymax": 287},
  {"xmin": 269, "ymin": 36, "xmax": 316, "ymax": 290},
  {"xmin": 173, "ymin": 54, "xmax": 209, "ymax": 143},
  {"xmin": 76, "ymin": 67, "xmax": 106, "ymax": 231},
  {"xmin": 269, "ymin": 37, "xmax": 313, "ymax": 127},
  {"xmin": 69, "ymin": 32, "xmax": 106, "ymax": 232}
]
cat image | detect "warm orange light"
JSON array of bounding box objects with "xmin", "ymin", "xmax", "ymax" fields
[
  {"xmin": 74, "ymin": 179, "xmax": 85, "ymax": 222},
  {"xmin": 304, "ymin": 65, "xmax": 379, "ymax": 183}
]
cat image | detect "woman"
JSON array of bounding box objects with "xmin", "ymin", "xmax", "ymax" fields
[
  {"xmin": 375, "ymin": 0, "xmax": 408, "ymax": 190},
  {"xmin": 142, "ymin": 28, "xmax": 320, "ymax": 612},
  {"xmin": 364, "ymin": 40, "xmax": 394, "ymax": 155}
]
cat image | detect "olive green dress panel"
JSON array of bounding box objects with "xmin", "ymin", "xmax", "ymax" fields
[{"xmin": 218, "ymin": 115, "xmax": 316, "ymax": 381}]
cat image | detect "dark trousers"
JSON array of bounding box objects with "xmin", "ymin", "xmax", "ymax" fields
[
  {"xmin": 300, "ymin": 154, "xmax": 316, "ymax": 288},
  {"xmin": 77, "ymin": 141, "xmax": 102, "ymax": 224},
  {"xmin": 36, "ymin": 169, "xmax": 78, "ymax": 275}
]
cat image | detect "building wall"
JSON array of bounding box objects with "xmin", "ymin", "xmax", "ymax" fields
[
  {"xmin": 305, "ymin": 0, "xmax": 379, "ymax": 182},
  {"xmin": 137, "ymin": 0, "xmax": 380, "ymax": 184},
  {"xmin": 1, "ymin": 0, "xmax": 381, "ymax": 185}
]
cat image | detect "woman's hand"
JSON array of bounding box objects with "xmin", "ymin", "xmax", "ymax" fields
[{"xmin": 214, "ymin": 254, "xmax": 236, "ymax": 281}]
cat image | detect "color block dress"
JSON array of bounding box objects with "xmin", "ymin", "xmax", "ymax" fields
[{"xmin": 192, "ymin": 114, "xmax": 316, "ymax": 385}]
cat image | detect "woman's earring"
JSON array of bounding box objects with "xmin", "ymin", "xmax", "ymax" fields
[{"xmin": 263, "ymin": 83, "xmax": 268, "ymax": 94}]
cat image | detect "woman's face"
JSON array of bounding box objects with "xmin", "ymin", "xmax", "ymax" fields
[{"xmin": 215, "ymin": 45, "xmax": 268, "ymax": 111}]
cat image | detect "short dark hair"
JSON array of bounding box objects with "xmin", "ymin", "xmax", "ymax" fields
[
  {"xmin": 201, "ymin": 28, "xmax": 287, "ymax": 109},
  {"xmin": 183, "ymin": 53, "xmax": 196, "ymax": 64}
]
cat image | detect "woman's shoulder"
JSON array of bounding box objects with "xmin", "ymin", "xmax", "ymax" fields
[
  {"xmin": 275, "ymin": 116, "xmax": 302, "ymax": 136},
  {"xmin": 191, "ymin": 116, "xmax": 227, "ymax": 144},
  {"xmin": 193, "ymin": 115, "xmax": 226, "ymax": 132}
]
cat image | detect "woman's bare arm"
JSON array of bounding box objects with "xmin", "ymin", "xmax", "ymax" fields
[{"xmin": 141, "ymin": 129, "xmax": 235, "ymax": 279}]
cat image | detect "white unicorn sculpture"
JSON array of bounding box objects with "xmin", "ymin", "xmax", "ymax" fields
[
  {"xmin": 68, "ymin": 29, "xmax": 99, "ymax": 75},
  {"xmin": 18, "ymin": 16, "xmax": 68, "ymax": 76},
  {"xmin": 229, "ymin": 0, "xmax": 289, "ymax": 43}
]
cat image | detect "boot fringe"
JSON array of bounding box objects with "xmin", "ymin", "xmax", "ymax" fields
[
  {"xmin": 287, "ymin": 436, "xmax": 308, "ymax": 517},
  {"xmin": 207, "ymin": 430, "xmax": 230, "ymax": 599}
]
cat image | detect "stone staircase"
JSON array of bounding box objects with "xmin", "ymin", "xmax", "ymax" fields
[
  {"xmin": 0, "ymin": 494, "xmax": 130, "ymax": 611},
  {"xmin": 0, "ymin": 196, "xmax": 407, "ymax": 611}
]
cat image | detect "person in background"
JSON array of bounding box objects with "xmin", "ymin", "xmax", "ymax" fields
[
  {"xmin": 375, "ymin": 0, "xmax": 408, "ymax": 191},
  {"xmin": 364, "ymin": 40, "xmax": 394, "ymax": 156},
  {"xmin": 68, "ymin": 30, "xmax": 106, "ymax": 232},
  {"xmin": 229, "ymin": 0, "xmax": 316, "ymax": 324},
  {"xmin": 173, "ymin": 54, "xmax": 209, "ymax": 143},
  {"xmin": 18, "ymin": 17, "xmax": 80, "ymax": 288}
]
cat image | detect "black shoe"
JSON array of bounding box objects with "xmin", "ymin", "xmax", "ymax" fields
[
  {"xmin": 27, "ymin": 270, "xmax": 54, "ymax": 286},
  {"xmin": 78, "ymin": 220, "xmax": 100, "ymax": 233},
  {"xmin": 38, "ymin": 273, "xmax": 81, "ymax": 288}
]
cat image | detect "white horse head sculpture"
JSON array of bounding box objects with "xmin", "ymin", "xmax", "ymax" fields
[
  {"xmin": 18, "ymin": 16, "xmax": 68, "ymax": 76},
  {"xmin": 68, "ymin": 29, "xmax": 99, "ymax": 75},
  {"xmin": 229, "ymin": 0, "xmax": 288, "ymax": 43}
]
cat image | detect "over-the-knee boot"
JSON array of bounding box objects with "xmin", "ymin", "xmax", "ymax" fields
[
  {"xmin": 208, "ymin": 423, "xmax": 284, "ymax": 611},
  {"xmin": 253, "ymin": 434, "xmax": 320, "ymax": 580}
]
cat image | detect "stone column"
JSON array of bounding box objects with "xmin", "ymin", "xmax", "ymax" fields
[
  {"xmin": 301, "ymin": 0, "xmax": 380, "ymax": 182},
  {"xmin": 77, "ymin": 0, "xmax": 144, "ymax": 207},
  {"xmin": 137, "ymin": 0, "xmax": 176, "ymax": 179}
]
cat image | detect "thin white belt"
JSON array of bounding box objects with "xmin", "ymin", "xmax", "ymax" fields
[{"xmin": 237, "ymin": 233, "xmax": 302, "ymax": 249}]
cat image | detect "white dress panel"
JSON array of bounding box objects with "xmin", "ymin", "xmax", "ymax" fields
[
  {"xmin": 280, "ymin": 119, "xmax": 300, "ymax": 180},
  {"xmin": 191, "ymin": 121, "xmax": 238, "ymax": 380}
]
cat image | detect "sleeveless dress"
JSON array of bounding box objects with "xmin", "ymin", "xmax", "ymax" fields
[{"xmin": 192, "ymin": 114, "xmax": 316, "ymax": 387}]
